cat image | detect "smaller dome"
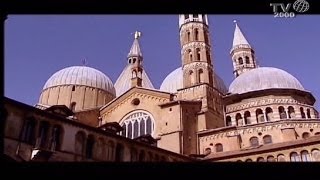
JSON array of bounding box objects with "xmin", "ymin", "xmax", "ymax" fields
[
  {"xmin": 229, "ymin": 67, "xmax": 304, "ymax": 94},
  {"xmin": 160, "ymin": 67, "xmax": 227, "ymax": 94},
  {"xmin": 43, "ymin": 66, "xmax": 115, "ymax": 95}
]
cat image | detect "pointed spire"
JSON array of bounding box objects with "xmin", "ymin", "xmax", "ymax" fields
[
  {"xmin": 128, "ymin": 31, "xmax": 142, "ymax": 58},
  {"xmin": 232, "ymin": 20, "xmax": 251, "ymax": 48}
]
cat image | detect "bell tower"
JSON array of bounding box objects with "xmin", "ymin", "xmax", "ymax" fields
[
  {"xmin": 178, "ymin": 14, "xmax": 224, "ymax": 130},
  {"xmin": 128, "ymin": 31, "xmax": 143, "ymax": 87},
  {"xmin": 230, "ymin": 20, "xmax": 258, "ymax": 78}
]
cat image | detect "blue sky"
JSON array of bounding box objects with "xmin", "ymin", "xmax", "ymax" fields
[{"xmin": 5, "ymin": 15, "xmax": 320, "ymax": 108}]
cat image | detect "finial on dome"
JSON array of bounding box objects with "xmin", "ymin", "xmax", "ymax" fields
[
  {"xmin": 134, "ymin": 31, "xmax": 141, "ymax": 39},
  {"xmin": 233, "ymin": 20, "xmax": 237, "ymax": 23},
  {"xmin": 82, "ymin": 57, "xmax": 88, "ymax": 66}
]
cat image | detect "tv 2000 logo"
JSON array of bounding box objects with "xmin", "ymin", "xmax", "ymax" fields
[{"xmin": 270, "ymin": 0, "xmax": 309, "ymax": 18}]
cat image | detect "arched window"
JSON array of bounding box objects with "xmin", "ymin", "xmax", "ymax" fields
[
  {"xmin": 250, "ymin": 137, "xmax": 259, "ymax": 147},
  {"xmin": 70, "ymin": 102, "xmax": 76, "ymax": 112},
  {"xmin": 86, "ymin": 135, "xmax": 95, "ymax": 159},
  {"xmin": 198, "ymin": 69, "xmax": 204, "ymax": 83},
  {"xmin": 196, "ymin": 48, "xmax": 201, "ymax": 60},
  {"xmin": 226, "ymin": 116, "xmax": 232, "ymax": 126},
  {"xmin": 187, "ymin": 31, "xmax": 191, "ymax": 42},
  {"xmin": 279, "ymin": 106, "xmax": 287, "ymax": 119},
  {"xmin": 290, "ymin": 152, "xmax": 301, "ymax": 162},
  {"xmin": 188, "ymin": 49, "xmax": 192, "ymax": 62},
  {"xmin": 277, "ymin": 154, "xmax": 286, "ymax": 162},
  {"xmin": 265, "ymin": 107, "xmax": 273, "ymax": 121},
  {"xmin": 120, "ymin": 111, "xmax": 155, "ymax": 139},
  {"xmin": 257, "ymin": 157, "xmax": 265, "ymax": 162},
  {"xmin": 245, "ymin": 56, "xmax": 250, "ymax": 64},
  {"xmin": 236, "ymin": 113, "xmax": 243, "ymax": 126},
  {"xmin": 50, "ymin": 125, "xmax": 63, "ymax": 151},
  {"xmin": 204, "ymin": 148, "xmax": 211, "ymax": 155},
  {"xmin": 267, "ymin": 156, "xmax": 275, "ymax": 162},
  {"xmin": 288, "ymin": 106, "xmax": 295, "ymax": 119},
  {"xmin": 311, "ymin": 149, "xmax": 320, "ymax": 161},
  {"xmin": 244, "ymin": 111, "xmax": 251, "ymax": 125},
  {"xmin": 72, "ymin": 85, "xmax": 75, "ymax": 91},
  {"xmin": 315, "ymin": 132, "xmax": 320, "ymax": 136},
  {"xmin": 190, "ymin": 70, "xmax": 195, "ymax": 85},
  {"xmin": 37, "ymin": 121, "xmax": 50, "ymax": 148},
  {"xmin": 121, "ymin": 124, "xmax": 126, "ymax": 137},
  {"xmin": 302, "ymin": 132, "xmax": 310, "ymax": 139},
  {"xmin": 238, "ymin": 57, "xmax": 243, "ymax": 65},
  {"xmin": 307, "ymin": 109, "xmax": 311, "ymax": 118},
  {"xmin": 206, "ymin": 50, "xmax": 210, "ymax": 62},
  {"xmin": 263, "ymin": 135, "xmax": 272, "ymax": 144},
  {"xmin": 139, "ymin": 150, "xmax": 146, "ymax": 162},
  {"xmin": 75, "ymin": 131, "xmax": 86, "ymax": 158},
  {"xmin": 245, "ymin": 159, "xmax": 253, "ymax": 162},
  {"xmin": 21, "ymin": 118, "xmax": 36, "ymax": 145},
  {"xmin": 215, "ymin": 143, "xmax": 223, "ymax": 152},
  {"xmin": 300, "ymin": 107, "xmax": 306, "ymax": 118},
  {"xmin": 115, "ymin": 143, "xmax": 124, "ymax": 162},
  {"xmin": 133, "ymin": 58, "xmax": 136, "ymax": 63},
  {"xmin": 301, "ymin": 150, "xmax": 311, "ymax": 162},
  {"xmin": 184, "ymin": 14, "xmax": 189, "ymax": 20},
  {"xmin": 194, "ymin": 28, "xmax": 199, "ymax": 41},
  {"xmin": 256, "ymin": 109, "xmax": 264, "ymax": 123}
]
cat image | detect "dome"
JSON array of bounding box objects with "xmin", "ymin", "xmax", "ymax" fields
[
  {"xmin": 160, "ymin": 67, "xmax": 227, "ymax": 94},
  {"xmin": 43, "ymin": 66, "xmax": 116, "ymax": 95},
  {"xmin": 229, "ymin": 67, "xmax": 304, "ymax": 94}
]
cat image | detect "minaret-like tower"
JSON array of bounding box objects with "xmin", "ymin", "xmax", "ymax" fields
[
  {"xmin": 128, "ymin": 31, "xmax": 143, "ymax": 87},
  {"xmin": 178, "ymin": 14, "xmax": 224, "ymax": 130},
  {"xmin": 230, "ymin": 20, "xmax": 257, "ymax": 78},
  {"xmin": 179, "ymin": 14, "xmax": 213, "ymax": 87}
]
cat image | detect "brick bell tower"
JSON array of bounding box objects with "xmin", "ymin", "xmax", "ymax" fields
[{"xmin": 177, "ymin": 14, "xmax": 224, "ymax": 130}]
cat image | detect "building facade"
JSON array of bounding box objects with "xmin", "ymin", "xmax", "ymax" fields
[{"xmin": 3, "ymin": 14, "xmax": 320, "ymax": 162}]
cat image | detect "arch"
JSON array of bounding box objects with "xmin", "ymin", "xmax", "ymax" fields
[
  {"xmin": 189, "ymin": 70, "xmax": 195, "ymax": 85},
  {"xmin": 263, "ymin": 135, "xmax": 272, "ymax": 144},
  {"xmin": 250, "ymin": 136, "xmax": 259, "ymax": 147},
  {"xmin": 311, "ymin": 149, "xmax": 320, "ymax": 161},
  {"xmin": 75, "ymin": 131, "xmax": 86, "ymax": 156},
  {"xmin": 198, "ymin": 69, "xmax": 204, "ymax": 83},
  {"xmin": 204, "ymin": 147, "xmax": 211, "ymax": 155},
  {"xmin": 133, "ymin": 58, "xmax": 136, "ymax": 64},
  {"xmin": 236, "ymin": 113, "xmax": 243, "ymax": 126},
  {"xmin": 245, "ymin": 56, "xmax": 250, "ymax": 64},
  {"xmin": 37, "ymin": 121, "xmax": 50, "ymax": 148},
  {"xmin": 300, "ymin": 107, "xmax": 306, "ymax": 118},
  {"xmin": 70, "ymin": 102, "xmax": 76, "ymax": 112},
  {"xmin": 206, "ymin": 50, "xmax": 210, "ymax": 62},
  {"xmin": 72, "ymin": 85, "xmax": 75, "ymax": 91},
  {"xmin": 115, "ymin": 143, "xmax": 125, "ymax": 162},
  {"xmin": 106, "ymin": 140, "xmax": 115, "ymax": 161},
  {"xmin": 307, "ymin": 109, "xmax": 311, "ymax": 118},
  {"xmin": 257, "ymin": 157, "xmax": 265, "ymax": 162},
  {"xmin": 290, "ymin": 152, "xmax": 301, "ymax": 162},
  {"xmin": 265, "ymin": 107, "xmax": 273, "ymax": 121},
  {"xmin": 244, "ymin": 111, "xmax": 251, "ymax": 125},
  {"xmin": 267, "ymin": 156, "xmax": 275, "ymax": 162},
  {"xmin": 245, "ymin": 159, "xmax": 253, "ymax": 162},
  {"xmin": 256, "ymin": 109, "xmax": 264, "ymax": 123},
  {"xmin": 277, "ymin": 154, "xmax": 286, "ymax": 162},
  {"xmin": 196, "ymin": 48, "xmax": 201, "ymax": 61},
  {"xmin": 85, "ymin": 134, "xmax": 95, "ymax": 159},
  {"xmin": 188, "ymin": 49, "xmax": 192, "ymax": 62},
  {"xmin": 193, "ymin": 14, "xmax": 199, "ymax": 18},
  {"xmin": 21, "ymin": 117, "xmax": 37, "ymax": 145},
  {"xmin": 301, "ymin": 150, "xmax": 311, "ymax": 162},
  {"xmin": 139, "ymin": 150, "xmax": 146, "ymax": 162},
  {"xmin": 50, "ymin": 124, "xmax": 64, "ymax": 151},
  {"xmin": 215, "ymin": 143, "xmax": 223, "ymax": 152},
  {"xmin": 288, "ymin": 106, "xmax": 295, "ymax": 119},
  {"xmin": 279, "ymin": 106, "xmax": 287, "ymax": 119},
  {"xmin": 194, "ymin": 28, "xmax": 199, "ymax": 41},
  {"xmin": 315, "ymin": 132, "xmax": 320, "ymax": 136},
  {"xmin": 130, "ymin": 148, "xmax": 138, "ymax": 162},
  {"xmin": 302, "ymin": 132, "xmax": 310, "ymax": 139},
  {"xmin": 187, "ymin": 31, "xmax": 191, "ymax": 42},
  {"xmin": 132, "ymin": 70, "xmax": 137, "ymax": 78},
  {"xmin": 120, "ymin": 110, "xmax": 155, "ymax": 139},
  {"xmin": 226, "ymin": 116, "xmax": 232, "ymax": 126},
  {"xmin": 238, "ymin": 57, "xmax": 243, "ymax": 65}
]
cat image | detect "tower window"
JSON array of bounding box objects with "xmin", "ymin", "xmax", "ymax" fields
[
  {"xmin": 184, "ymin": 14, "xmax": 189, "ymax": 20},
  {"xmin": 194, "ymin": 28, "xmax": 199, "ymax": 41},
  {"xmin": 196, "ymin": 48, "xmax": 201, "ymax": 60},
  {"xmin": 202, "ymin": 14, "xmax": 206, "ymax": 24},
  {"xmin": 245, "ymin": 56, "xmax": 250, "ymax": 64},
  {"xmin": 250, "ymin": 137, "xmax": 259, "ymax": 147},
  {"xmin": 215, "ymin": 143, "xmax": 223, "ymax": 152},
  {"xmin": 198, "ymin": 69, "xmax": 204, "ymax": 83},
  {"xmin": 263, "ymin": 135, "xmax": 272, "ymax": 144},
  {"xmin": 70, "ymin": 102, "xmax": 76, "ymax": 112},
  {"xmin": 206, "ymin": 50, "xmax": 211, "ymax": 62},
  {"xmin": 187, "ymin": 31, "xmax": 191, "ymax": 42},
  {"xmin": 133, "ymin": 58, "xmax": 136, "ymax": 63},
  {"xmin": 188, "ymin": 49, "xmax": 192, "ymax": 62},
  {"xmin": 238, "ymin": 57, "xmax": 243, "ymax": 65},
  {"xmin": 72, "ymin": 86, "xmax": 75, "ymax": 91}
]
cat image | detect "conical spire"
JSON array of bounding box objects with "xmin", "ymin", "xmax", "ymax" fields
[
  {"xmin": 232, "ymin": 20, "xmax": 251, "ymax": 48},
  {"xmin": 128, "ymin": 31, "xmax": 142, "ymax": 58}
]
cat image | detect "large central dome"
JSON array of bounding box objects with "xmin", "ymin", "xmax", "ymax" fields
[
  {"xmin": 160, "ymin": 67, "xmax": 227, "ymax": 94},
  {"xmin": 43, "ymin": 66, "xmax": 115, "ymax": 95},
  {"xmin": 229, "ymin": 67, "xmax": 304, "ymax": 94}
]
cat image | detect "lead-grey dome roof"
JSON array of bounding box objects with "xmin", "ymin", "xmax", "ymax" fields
[
  {"xmin": 229, "ymin": 67, "xmax": 304, "ymax": 94},
  {"xmin": 43, "ymin": 66, "xmax": 115, "ymax": 95},
  {"xmin": 160, "ymin": 67, "xmax": 227, "ymax": 94}
]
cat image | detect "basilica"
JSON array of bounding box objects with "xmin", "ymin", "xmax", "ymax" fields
[{"xmin": 3, "ymin": 14, "xmax": 320, "ymax": 162}]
